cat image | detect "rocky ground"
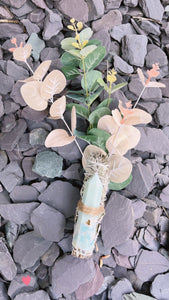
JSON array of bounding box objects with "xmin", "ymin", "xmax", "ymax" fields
[{"xmin": 0, "ymin": 0, "xmax": 169, "ymax": 299}]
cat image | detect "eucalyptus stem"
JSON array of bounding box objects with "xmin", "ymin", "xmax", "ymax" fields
[
  {"xmin": 25, "ymin": 60, "xmax": 34, "ymax": 74},
  {"xmin": 133, "ymin": 85, "xmax": 146, "ymax": 108},
  {"xmin": 107, "ymin": 83, "xmax": 112, "ymax": 107},
  {"xmin": 62, "ymin": 116, "xmax": 84, "ymax": 158},
  {"xmin": 82, "ymin": 57, "xmax": 89, "ymax": 98}
]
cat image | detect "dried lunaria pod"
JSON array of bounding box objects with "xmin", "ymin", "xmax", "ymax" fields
[
  {"xmin": 33, "ymin": 60, "xmax": 51, "ymax": 81},
  {"xmin": 109, "ymin": 154, "xmax": 132, "ymax": 183},
  {"xmin": 49, "ymin": 96, "xmax": 66, "ymax": 119},
  {"xmin": 13, "ymin": 44, "xmax": 32, "ymax": 62},
  {"xmin": 21, "ymin": 70, "xmax": 66, "ymax": 111},
  {"xmin": 45, "ymin": 129, "xmax": 75, "ymax": 148}
]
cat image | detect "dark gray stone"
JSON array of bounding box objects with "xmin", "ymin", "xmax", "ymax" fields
[
  {"xmin": 155, "ymin": 102, "xmax": 169, "ymax": 127},
  {"xmin": 0, "ymin": 119, "xmax": 27, "ymax": 151},
  {"xmin": 0, "ymin": 23, "xmax": 23, "ymax": 38},
  {"xmin": 8, "ymin": 272, "xmax": 38, "ymax": 298},
  {"xmin": 0, "ymin": 239, "xmax": 17, "ymax": 281},
  {"xmin": 29, "ymin": 8, "xmax": 45, "ymax": 23},
  {"xmin": 62, "ymin": 163, "xmax": 84, "ymax": 181},
  {"xmin": 43, "ymin": 11, "xmax": 63, "ymax": 40},
  {"xmin": 123, "ymin": 292, "xmax": 156, "ymax": 299},
  {"xmin": 140, "ymin": 20, "xmax": 161, "ymax": 35},
  {"xmin": 159, "ymin": 184, "xmax": 169, "ymax": 209},
  {"xmin": 135, "ymin": 249, "xmax": 169, "ymax": 281},
  {"xmin": 10, "ymin": 1, "xmax": 36, "ymax": 17},
  {"xmin": 135, "ymin": 127, "xmax": 169, "ymax": 155},
  {"xmin": 123, "ymin": 0, "xmax": 138, "ymax": 6},
  {"xmin": 10, "ymin": 81, "xmax": 26, "ymax": 106},
  {"xmin": 136, "ymin": 226, "xmax": 159, "ymax": 251},
  {"xmin": 114, "ymin": 55, "xmax": 134, "ymax": 75},
  {"xmin": 29, "ymin": 128, "xmax": 49, "ymax": 146},
  {"xmin": 146, "ymin": 47, "xmax": 168, "ymax": 68},
  {"xmin": 13, "ymin": 290, "xmax": 51, "ymax": 300},
  {"xmin": 92, "ymin": 29, "xmax": 111, "ymax": 54},
  {"xmin": 0, "ymin": 151, "xmax": 8, "ymax": 172},
  {"xmin": 126, "ymin": 162, "xmax": 153, "ymax": 198},
  {"xmin": 41, "ymin": 243, "xmax": 60, "ymax": 266},
  {"xmin": 32, "ymin": 181, "xmax": 47, "ymax": 193},
  {"xmin": 21, "ymin": 19, "xmax": 40, "ymax": 35},
  {"xmin": 0, "ymin": 202, "xmax": 38, "ymax": 225},
  {"xmin": 143, "ymin": 207, "xmax": 162, "ymax": 226},
  {"xmin": 10, "ymin": 185, "xmax": 39, "ymax": 203},
  {"xmin": 115, "ymin": 239, "xmax": 139, "ymax": 256},
  {"xmin": 16, "ymin": 133, "xmax": 32, "ymax": 152},
  {"xmin": 0, "ymin": 281, "xmax": 9, "ymax": 300},
  {"xmin": 1, "ymin": 114, "xmax": 16, "ymax": 133},
  {"xmin": 13, "ymin": 231, "xmax": 52, "ymax": 270},
  {"xmin": 57, "ymin": 233, "xmax": 73, "ymax": 254},
  {"xmin": 54, "ymin": 138, "xmax": 87, "ymax": 162},
  {"xmin": 137, "ymin": 101, "xmax": 158, "ymax": 115},
  {"xmin": 0, "ymin": 71, "xmax": 14, "ymax": 95},
  {"xmin": 0, "ymin": 161, "xmax": 23, "ymax": 193},
  {"xmin": 122, "ymin": 34, "xmax": 147, "ymax": 67},
  {"xmin": 21, "ymin": 106, "xmax": 48, "ymax": 121},
  {"xmin": 22, "ymin": 157, "xmax": 39, "ymax": 181},
  {"xmin": 110, "ymin": 23, "xmax": 136, "ymax": 42},
  {"xmin": 40, "ymin": 47, "xmax": 60, "ymax": 61},
  {"xmin": 86, "ymin": 0, "xmax": 104, "ymax": 21},
  {"xmin": 132, "ymin": 199, "xmax": 146, "ymax": 220},
  {"xmin": 38, "ymin": 181, "xmax": 80, "ymax": 218},
  {"xmin": 159, "ymin": 78, "xmax": 169, "ymax": 98},
  {"xmin": 104, "ymin": 0, "xmax": 123, "ymax": 10},
  {"xmin": 108, "ymin": 278, "xmax": 134, "ymax": 300},
  {"xmin": 51, "ymin": 254, "xmax": 95, "ymax": 297},
  {"xmin": 57, "ymin": 0, "xmax": 88, "ymax": 23},
  {"xmin": 6, "ymin": 61, "xmax": 29, "ymax": 82},
  {"xmin": 92, "ymin": 10, "xmax": 122, "ymax": 31},
  {"xmin": 32, "ymin": 151, "xmax": 63, "ymax": 178},
  {"xmin": 101, "ymin": 192, "xmax": 134, "ymax": 249},
  {"xmin": 31, "ymin": 203, "xmax": 66, "ymax": 242},
  {"xmin": 139, "ymin": 0, "xmax": 164, "ymax": 21},
  {"xmin": 151, "ymin": 272, "xmax": 169, "ymax": 299},
  {"xmin": 0, "ymin": 96, "xmax": 4, "ymax": 118}
]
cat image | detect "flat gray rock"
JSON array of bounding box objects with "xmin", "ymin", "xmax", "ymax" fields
[
  {"xmin": 159, "ymin": 78, "xmax": 169, "ymax": 98},
  {"xmin": 38, "ymin": 181, "xmax": 80, "ymax": 218},
  {"xmin": 155, "ymin": 102, "xmax": 169, "ymax": 127},
  {"xmin": 126, "ymin": 162, "xmax": 153, "ymax": 198},
  {"xmin": 135, "ymin": 127, "xmax": 169, "ymax": 155},
  {"xmin": 0, "ymin": 150, "xmax": 8, "ymax": 172},
  {"xmin": 114, "ymin": 55, "xmax": 134, "ymax": 74},
  {"xmin": 87, "ymin": 0, "xmax": 104, "ymax": 21},
  {"xmin": 1, "ymin": 114, "xmax": 16, "ymax": 133},
  {"xmin": 13, "ymin": 290, "xmax": 50, "ymax": 300},
  {"xmin": 0, "ymin": 71, "xmax": 14, "ymax": 95},
  {"xmin": 22, "ymin": 157, "xmax": 39, "ymax": 182},
  {"xmin": 123, "ymin": 0, "xmax": 138, "ymax": 7},
  {"xmin": 92, "ymin": 29, "xmax": 111, "ymax": 54},
  {"xmin": 115, "ymin": 239, "xmax": 139, "ymax": 257},
  {"xmin": 21, "ymin": 19, "xmax": 40, "ymax": 35},
  {"xmin": 143, "ymin": 207, "xmax": 162, "ymax": 226},
  {"xmin": 41, "ymin": 243, "xmax": 60, "ymax": 266},
  {"xmin": 108, "ymin": 278, "xmax": 134, "ymax": 300},
  {"xmin": 62, "ymin": 163, "xmax": 83, "ymax": 181},
  {"xmin": 122, "ymin": 34, "xmax": 147, "ymax": 67},
  {"xmin": 159, "ymin": 184, "xmax": 169, "ymax": 209},
  {"xmin": 0, "ymin": 281, "xmax": 9, "ymax": 300},
  {"xmin": 0, "ymin": 23, "xmax": 23, "ymax": 38},
  {"xmin": 21, "ymin": 106, "xmax": 48, "ymax": 121},
  {"xmin": 6, "ymin": 61, "xmax": 29, "ymax": 82},
  {"xmin": 32, "ymin": 151, "xmax": 63, "ymax": 178},
  {"xmin": 132, "ymin": 199, "xmax": 146, "ymax": 220},
  {"xmin": 136, "ymin": 226, "xmax": 159, "ymax": 251},
  {"xmin": 101, "ymin": 192, "xmax": 134, "ymax": 249},
  {"xmin": 51, "ymin": 254, "xmax": 95, "ymax": 296},
  {"xmin": 29, "ymin": 128, "xmax": 48, "ymax": 146},
  {"xmin": 0, "ymin": 96, "xmax": 4, "ymax": 118},
  {"xmin": 31, "ymin": 203, "xmax": 66, "ymax": 242},
  {"xmin": 57, "ymin": 0, "xmax": 88, "ymax": 23},
  {"xmin": 13, "ymin": 231, "xmax": 52, "ymax": 270},
  {"xmin": 10, "ymin": 185, "xmax": 39, "ymax": 202},
  {"xmin": 150, "ymin": 272, "xmax": 169, "ymax": 299},
  {"xmin": 0, "ymin": 161, "xmax": 23, "ymax": 193},
  {"xmin": 0, "ymin": 119, "xmax": 27, "ymax": 151},
  {"xmin": 135, "ymin": 249, "xmax": 169, "ymax": 281},
  {"xmin": 123, "ymin": 292, "xmax": 156, "ymax": 300},
  {"xmin": 139, "ymin": 0, "xmax": 164, "ymax": 21},
  {"xmin": 146, "ymin": 47, "xmax": 168, "ymax": 68},
  {"xmin": 92, "ymin": 10, "xmax": 122, "ymax": 32},
  {"xmin": 10, "ymin": 81, "xmax": 27, "ymax": 106},
  {"xmin": 0, "ymin": 239, "xmax": 17, "ymax": 281},
  {"xmin": 104, "ymin": 0, "xmax": 123, "ymax": 9},
  {"xmin": 0, "ymin": 203, "xmax": 38, "ymax": 225},
  {"xmin": 8, "ymin": 272, "xmax": 38, "ymax": 298},
  {"xmin": 10, "ymin": 1, "xmax": 36, "ymax": 17},
  {"xmin": 110, "ymin": 23, "xmax": 136, "ymax": 42}
]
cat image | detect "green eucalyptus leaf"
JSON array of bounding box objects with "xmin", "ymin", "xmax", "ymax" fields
[
  {"xmin": 88, "ymin": 107, "xmax": 111, "ymax": 127},
  {"xmin": 79, "ymin": 46, "xmax": 106, "ymax": 72},
  {"xmin": 86, "ymin": 87, "xmax": 104, "ymax": 105},
  {"xmin": 66, "ymin": 93, "xmax": 85, "ymax": 103},
  {"xmin": 61, "ymin": 66, "xmax": 81, "ymax": 80},
  {"xmin": 108, "ymin": 174, "xmax": 133, "ymax": 190},
  {"xmin": 79, "ymin": 28, "xmax": 93, "ymax": 43},
  {"xmin": 61, "ymin": 52, "xmax": 80, "ymax": 67},
  {"xmin": 81, "ymin": 70, "xmax": 102, "ymax": 92},
  {"xmin": 87, "ymin": 39, "xmax": 102, "ymax": 46},
  {"xmin": 111, "ymin": 82, "xmax": 127, "ymax": 94},
  {"xmin": 74, "ymin": 134, "xmax": 107, "ymax": 151},
  {"xmin": 97, "ymin": 98, "xmax": 114, "ymax": 108},
  {"xmin": 67, "ymin": 89, "xmax": 86, "ymax": 95},
  {"xmin": 97, "ymin": 78, "xmax": 111, "ymax": 93},
  {"xmin": 80, "ymin": 45, "xmax": 97, "ymax": 57},
  {"xmin": 87, "ymin": 128, "xmax": 111, "ymax": 140},
  {"xmin": 66, "ymin": 103, "xmax": 89, "ymax": 120},
  {"xmin": 67, "ymin": 49, "xmax": 82, "ymax": 58},
  {"xmin": 61, "ymin": 37, "xmax": 76, "ymax": 50}
]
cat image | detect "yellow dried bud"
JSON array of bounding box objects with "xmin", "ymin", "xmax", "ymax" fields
[
  {"xmin": 107, "ymin": 69, "xmax": 117, "ymax": 84},
  {"xmin": 77, "ymin": 22, "xmax": 83, "ymax": 31},
  {"xmin": 67, "ymin": 25, "xmax": 74, "ymax": 31},
  {"xmin": 75, "ymin": 34, "xmax": 79, "ymax": 40},
  {"xmin": 82, "ymin": 40, "xmax": 88, "ymax": 48},
  {"xmin": 72, "ymin": 42, "xmax": 80, "ymax": 49},
  {"xmin": 70, "ymin": 18, "xmax": 75, "ymax": 23}
]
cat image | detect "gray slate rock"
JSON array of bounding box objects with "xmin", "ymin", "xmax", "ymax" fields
[
  {"xmin": 10, "ymin": 185, "xmax": 39, "ymax": 202},
  {"xmin": 135, "ymin": 249, "xmax": 169, "ymax": 281},
  {"xmin": 13, "ymin": 290, "xmax": 50, "ymax": 300},
  {"xmin": 155, "ymin": 102, "xmax": 169, "ymax": 127},
  {"xmin": 104, "ymin": 0, "xmax": 123, "ymax": 9},
  {"xmin": 41, "ymin": 243, "xmax": 60, "ymax": 266},
  {"xmin": 21, "ymin": 106, "xmax": 48, "ymax": 121},
  {"xmin": 51, "ymin": 254, "xmax": 95, "ymax": 296},
  {"xmin": 110, "ymin": 23, "xmax": 136, "ymax": 42},
  {"xmin": 10, "ymin": 1, "xmax": 36, "ymax": 17},
  {"xmin": 6, "ymin": 61, "xmax": 29, "ymax": 82},
  {"xmin": 92, "ymin": 29, "xmax": 111, "ymax": 54},
  {"xmin": 0, "ymin": 23, "xmax": 23, "ymax": 38},
  {"xmin": 62, "ymin": 163, "xmax": 83, "ymax": 181},
  {"xmin": 0, "ymin": 161, "xmax": 23, "ymax": 193},
  {"xmin": 108, "ymin": 278, "xmax": 134, "ymax": 300},
  {"xmin": 139, "ymin": 0, "xmax": 164, "ymax": 21},
  {"xmin": 135, "ymin": 127, "xmax": 169, "ymax": 155},
  {"xmin": 10, "ymin": 81, "xmax": 26, "ymax": 106},
  {"xmin": 57, "ymin": 0, "xmax": 88, "ymax": 23},
  {"xmin": 54, "ymin": 138, "xmax": 87, "ymax": 162},
  {"xmin": 0, "ymin": 71, "xmax": 14, "ymax": 95},
  {"xmin": 136, "ymin": 226, "xmax": 159, "ymax": 251},
  {"xmin": 13, "ymin": 231, "xmax": 52, "ymax": 270},
  {"xmin": 159, "ymin": 78, "xmax": 169, "ymax": 98},
  {"xmin": 29, "ymin": 8, "xmax": 45, "ymax": 23},
  {"xmin": 146, "ymin": 47, "xmax": 168, "ymax": 68},
  {"xmin": 0, "ymin": 203, "xmax": 38, "ymax": 225},
  {"xmin": 115, "ymin": 239, "xmax": 139, "ymax": 256},
  {"xmin": 32, "ymin": 151, "xmax": 63, "ymax": 178},
  {"xmin": 132, "ymin": 199, "xmax": 146, "ymax": 220},
  {"xmin": 8, "ymin": 272, "xmax": 38, "ymax": 298},
  {"xmin": 4, "ymin": 0, "xmax": 26, "ymax": 8},
  {"xmin": 0, "ymin": 239, "xmax": 17, "ymax": 281},
  {"xmin": 0, "ymin": 150, "xmax": 8, "ymax": 172},
  {"xmin": 31, "ymin": 203, "xmax": 66, "ymax": 242},
  {"xmin": 123, "ymin": 292, "xmax": 156, "ymax": 300},
  {"xmin": 101, "ymin": 192, "xmax": 134, "ymax": 249},
  {"xmin": 0, "ymin": 96, "xmax": 4, "ymax": 118},
  {"xmin": 22, "ymin": 157, "xmax": 39, "ymax": 181},
  {"xmin": 122, "ymin": 34, "xmax": 147, "ymax": 67},
  {"xmin": 29, "ymin": 128, "xmax": 48, "ymax": 146},
  {"xmin": 86, "ymin": 0, "xmax": 104, "ymax": 21},
  {"xmin": 27, "ymin": 33, "xmax": 45, "ymax": 61},
  {"xmin": 21, "ymin": 19, "xmax": 40, "ymax": 35},
  {"xmin": 38, "ymin": 181, "xmax": 80, "ymax": 218},
  {"xmin": 43, "ymin": 12, "xmax": 63, "ymax": 40},
  {"xmin": 123, "ymin": 0, "xmax": 138, "ymax": 6},
  {"xmin": 92, "ymin": 10, "xmax": 122, "ymax": 32},
  {"xmin": 0, "ymin": 119, "xmax": 27, "ymax": 151},
  {"xmin": 1, "ymin": 114, "xmax": 16, "ymax": 133},
  {"xmin": 0, "ymin": 281, "xmax": 9, "ymax": 300},
  {"xmin": 114, "ymin": 55, "xmax": 134, "ymax": 74},
  {"xmin": 126, "ymin": 162, "xmax": 153, "ymax": 198},
  {"xmin": 40, "ymin": 47, "xmax": 60, "ymax": 61},
  {"xmin": 140, "ymin": 20, "xmax": 161, "ymax": 35},
  {"xmin": 151, "ymin": 272, "xmax": 169, "ymax": 299},
  {"xmin": 32, "ymin": 181, "xmax": 47, "ymax": 193},
  {"xmin": 159, "ymin": 184, "xmax": 169, "ymax": 209},
  {"xmin": 143, "ymin": 207, "xmax": 162, "ymax": 226}
]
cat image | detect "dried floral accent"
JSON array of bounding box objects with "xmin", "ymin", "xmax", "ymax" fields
[
  {"xmin": 49, "ymin": 96, "xmax": 66, "ymax": 119},
  {"xmin": 107, "ymin": 69, "xmax": 117, "ymax": 84},
  {"xmin": 146, "ymin": 63, "xmax": 160, "ymax": 84},
  {"xmin": 137, "ymin": 64, "xmax": 166, "ymax": 88},
  {"xmin": 9, "ymin": 37, "xmax": 32, "ymax": 62},
  {"xmin": 45, "ymin": 129, "xmax": 75, "ymax": 147},
  {"xmin": 71, "ymin": 106, "xmax": 76, "ymax": 133},
  {"xmin": 33, "ymin": 60, "xmax": 51, "ymax": 81}
]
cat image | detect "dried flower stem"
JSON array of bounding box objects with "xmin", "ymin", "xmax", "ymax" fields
[
  {"xmin": 133, "ymin": 85, "xmax": 146, "ymax": 108},
  {"xmin": 25, "ymin": 60, "xmax": 34, "ymax": 75}
]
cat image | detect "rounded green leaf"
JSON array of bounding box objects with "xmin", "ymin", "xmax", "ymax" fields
[
  {"xmin": 108, "ymin": 174, "xmax": 133, "ymax": 190},
  {"xmin": 81, "ymin": 70, "xmax": 102, "ymax": 92},
  {"xmin": 61, "ymin": 66, "xmax": 81, "ymax": 80},
  {"xmin": 79, "ymin": 28, "xmax": 93, "ymax": 43},
  {"xmin": 61, "ymin": 37, "xmax": 76, "ymax": 50},
  {"xmin": 79, "ymin": 46, "xmax": 106, "ymax": 72},
  {"xmin": 66, "ymin": 103, "xmax": 89, "ymax": 120},
  {"xmin": 61, "ymin": 52, "xmax": 80, "ymax": 67},
  {"xmin": 88, "ymin": 107, "xmax": 111, "ymax": 127},
  {"xmin": 80, "ymin": 45, "xmax": 97, "ymax": 57}
]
